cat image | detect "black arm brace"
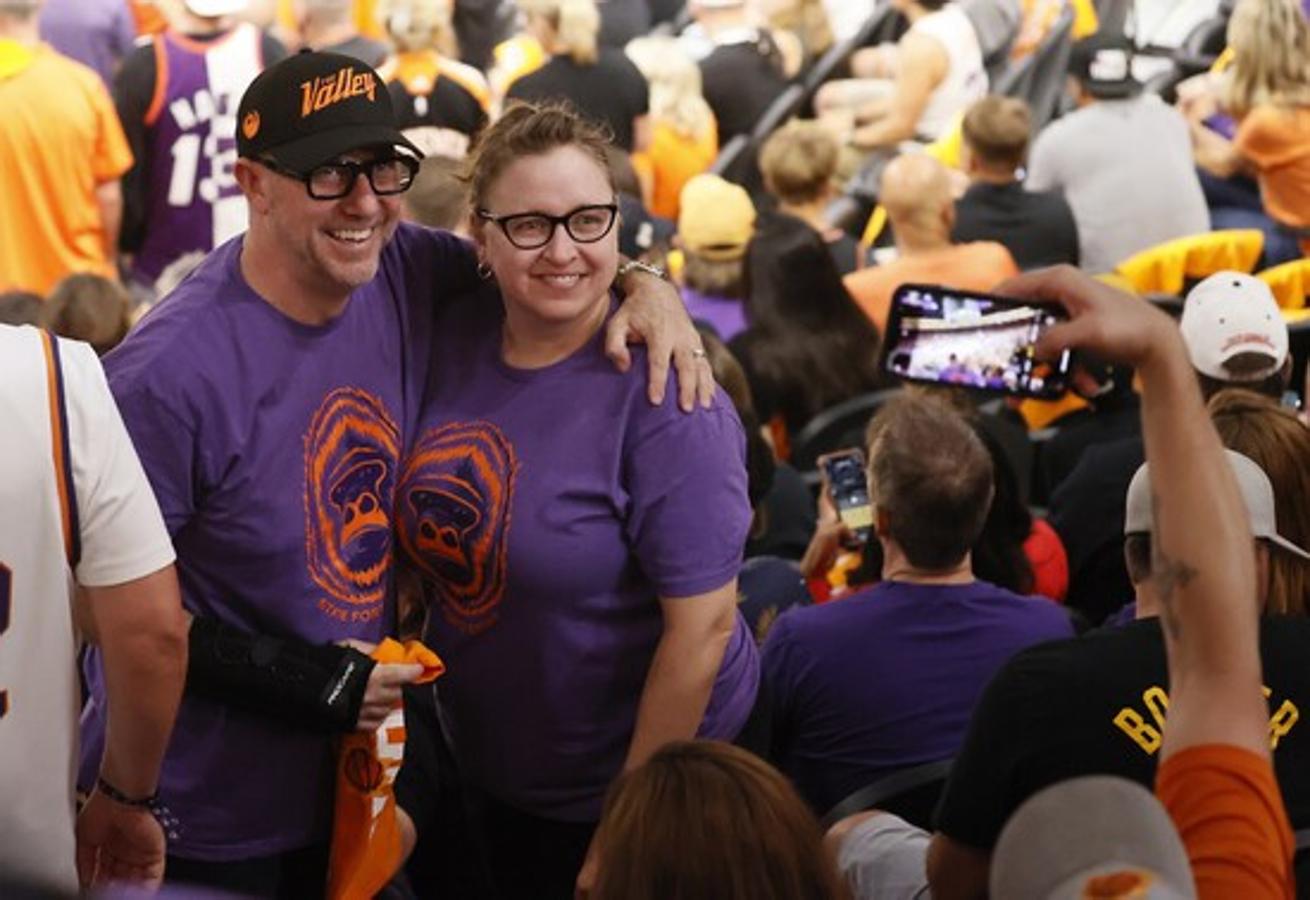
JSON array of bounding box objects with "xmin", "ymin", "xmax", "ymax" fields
[{"xmin": 186, "ymin": 616, "xmax": 377, "ymax": 734}]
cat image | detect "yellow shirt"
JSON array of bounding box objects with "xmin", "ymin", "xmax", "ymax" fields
[{"xmin": 0, "ymin": 43, "xmax": 133, "ymax": 295}]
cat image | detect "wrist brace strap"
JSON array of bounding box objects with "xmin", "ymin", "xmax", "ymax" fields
[{"xmin": 186, "ymin": 616, "xmax": 376, "ymax": 733}]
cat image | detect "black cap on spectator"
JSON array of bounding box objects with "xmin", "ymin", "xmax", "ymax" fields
[
  {"xmin": 236, "ymin": 51, "xmax": 421, "ymax": 174},
  {"xmin": 1068, "ymin": 32, "xmax": 1138, "ymax": 100}
]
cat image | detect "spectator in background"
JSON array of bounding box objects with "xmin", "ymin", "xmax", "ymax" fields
[
  {"xmin": 1048, "ymin": 270, "xmax": 1292, "ymax": 626},
  {"xmin": 585, "ymin": 742, "xmax": 849, "ymax": 900},
  {"xmin": 608, "ymin": 145, "xmax": 675, "ymax": 262},
  {"xmin": 758, "ymin": 0, "xmax": 834, "ymax": 72},
  {"xmin": 293, "ymin": 0, "xmax": 390, "ymax": 65},
  {"xmin": 815, "ymin": 0, "xmax": 987, "ymax": 151},
  {"xmin": 1026, "ymin": 32, "xmax": 1208, "ymax": 274},
  {"xmin": 687, "ymin": 0, "xmax": 788, "ymax": 143},
  {"xmin": 506, "ymin": 0, "xmax": 650, "ymax": 152},
  {"xmin": 677, "ymin": 173, "xmax": 755, "ymax": 341},
  {"xmin": 1034, "ymin": 355, "xmax": 1139, "ymax": 503},
  {"xmin": 114, "ymin": 0, "xmax": 281, "ymax": 298},
  {"xmin": 1209, "ymin": 389, "xmax": 1310, "ymax": 618},
  {"xmin": 926, "ymin": 449, "xmax": 1310, "ymax": 900},
  {"xmin": 953, "ymin": 95, "xmax": 1079, "ymax": 270},
  {"xmin": 759, "ymin": 121, "xmax": 864, "ymax": 276},
  {"xmin": 730, "ymin": 213, "xmax": 883, "ymax": 441},
  {"xmin": 1186, "ymin": 0, "xmax": 1310, "ymax": 264},
  {"xmin": 0, "ymin": 0, "xmax": 132, "ymax": 297},
  {"xmin": 400, "ymin": 154, "xmax": 468, "ymax": 233},
  {"xmin": 37, "ymin": 0, "xmax": 135, "ymax": 86},
  {"xmin": 624, "ymin": 35, "xmax": 718, "ymax": 221},
  {"xmin": 46, "ymin": 273, "xmax": 133, "ymax": 355},
  {"xmin": 0, "ymin": 290, "xmax": 45, "ymax": 326},
  {"xmin": 595, "ymin": 0, "xmax": 649, "ymax": 50},
  {"xmin": 844, "ymin": 154, "xmax": 1018, "ymax": 333},
  {"xmin": 380, "ymin": 0, "xmax": 490, "ymax": 157},
  {"xmin": 699, "ymin": 328, "xmax": 814, "ymax": 643},
  {"xmin": 763, "ymin": 393, "xmax": 1072, "ymax": 816}
]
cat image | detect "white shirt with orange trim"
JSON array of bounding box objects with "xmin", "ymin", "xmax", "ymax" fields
[{"xmin": 0, "ymin": 325, "xmax": 174, "ymax": 893}]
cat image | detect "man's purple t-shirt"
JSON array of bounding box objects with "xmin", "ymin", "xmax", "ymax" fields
[
  {"xmin": 762, "ymin": 579, "xmax": 1073, "ymax": 814},
  {"xmin": 396, "ymin": 292, "xmax": 759, "ymax": 822},
  {"xmin": 681, "ymin": 286, "xmax": 747, "ymax": 342},
  {"xmin": 80, "ymin": 224, "xmax": 476, "ymax": 860}
]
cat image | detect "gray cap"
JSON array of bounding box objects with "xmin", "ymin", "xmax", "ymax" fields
[
  {"xmin": 991, "ymin": 776, "xmax": 1196, "ymax": 899},
  {"xmin": 1125, "ymin": 449, "xmax": 1310, "ymax": 560}
]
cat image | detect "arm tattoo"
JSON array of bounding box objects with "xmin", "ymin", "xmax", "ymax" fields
[{"xmin": 1148, "ymin": 491, "xmax": 1199, "ymax": 641}]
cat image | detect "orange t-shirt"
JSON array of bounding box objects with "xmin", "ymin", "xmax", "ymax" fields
[
  {"xmin": 843, "ymin": 242, "xmax": 1020, "ymax": 334},
  {"xmin": 328, "ymin": 639, "xmax": 444, "ymax": 900},
  {"xmin": 0, "ymin": 42, "xmax": 133, "ymax": 296},
  {"xmin": 633, "ymin": 119, "xmax": 718, "ymax": 221},
  {"xmin": 1156, "ymin": 744, "xmax": 1296, "ymax": 900},
  {"xmin": 1235, "ymin": 105, "xmax": 1310, "ymax": 244}
]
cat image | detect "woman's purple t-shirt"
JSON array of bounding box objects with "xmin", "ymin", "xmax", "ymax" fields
[{"xmin": 397, "ymin": 293, "xmax": 759, "ymax": 822}]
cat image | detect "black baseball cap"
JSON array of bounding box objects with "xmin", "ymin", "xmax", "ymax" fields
[
  {"xmin": 1068, "ymin": 32, "xmax": 1138, "ymax": 100},
  {"xmin": 236, "ymin": 50, "xmax": 422, "ymax": 174}
]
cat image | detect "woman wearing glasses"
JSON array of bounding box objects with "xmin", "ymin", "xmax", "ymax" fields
[{"xmin": 395, "ymin": 101, "xmax": 759, "ymax": 900}]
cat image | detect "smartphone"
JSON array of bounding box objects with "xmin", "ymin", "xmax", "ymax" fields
[
  {"xmin": 880, "ymin": 283, "xmax": 1071, "ymax": 399},
  {"xmin": 819, "ymin": 449, "xmax": 873, "ymax": 544}
]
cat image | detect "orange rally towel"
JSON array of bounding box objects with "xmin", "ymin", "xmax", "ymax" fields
[{"xmin": 327, "ymin": 639, "xmax": 444, "ymax": 900}]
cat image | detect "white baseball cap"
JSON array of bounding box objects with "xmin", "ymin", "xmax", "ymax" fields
[
  {"xmin": 1125, "ymin": 450, "xmax": 1310, "ymax": 560},
  {"xmin": 1179, "ymin": 271, "xmax": 1288, "ymax": 383},
  {"xmin": 991, "ymin": 776, "xmax": 1196, "ymax": 900},
  {"xmin": 184, "ymin": 0, "xmax": 249, "ymax": 16}
]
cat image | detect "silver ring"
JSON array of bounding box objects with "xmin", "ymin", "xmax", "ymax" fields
[{"xmin": 691, "ymin": 348, "xmax": 707, "ymax": 359}]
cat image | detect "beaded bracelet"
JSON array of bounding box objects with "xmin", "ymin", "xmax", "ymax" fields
[{"xmin": 95, "ymin": 776, "xmax": 182, "ymax": 841}]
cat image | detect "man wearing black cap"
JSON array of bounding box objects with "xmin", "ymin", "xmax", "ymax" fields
[
  {"xmin": 80, "ymin": 50, "xmax": 705, "ymax": 893},
  {"xmin": 1025, "ymin": 32, "xmax": 1208, "ymax": 275}
]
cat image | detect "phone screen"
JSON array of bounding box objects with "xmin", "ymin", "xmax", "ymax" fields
[
  {"xmin": 820, "ymin": 449, "xmax": 873, "ymax": 544},
  {"xmin": 881, "ymin": 284, "xmax": 1071, "ymax": 398}
]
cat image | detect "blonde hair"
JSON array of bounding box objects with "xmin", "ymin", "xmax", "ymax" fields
[
  {"xmin": 1224, "ymin": 0, "xmax": 1310, "ymax": 115},
  {"xmin": 518, "ymin": 0, "xmax": 599, "ymax": 66},
  {"xmin": 383, "ymin": 0, "xmax": 458, "ymax": 56},
  {"xmin": 758, "ymin": 120, "xmax": 840, "ymax": 205},
  {"xmin": 625, "ymin": 35, "xmax": 715, "ymax": 140}
]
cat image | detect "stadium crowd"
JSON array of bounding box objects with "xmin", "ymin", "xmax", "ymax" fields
[{"xmin": 1, "ymin": 0, "xmax": 1309, "ymax": 897}]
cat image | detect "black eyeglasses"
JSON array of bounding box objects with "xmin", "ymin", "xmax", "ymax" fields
[
  {"xmin": 260, "ymin": 155, "xmax": 419, "ymax": 200},
  {"xmin": 476, "ymin": 203, "xmax": 618, "ymax": 250}
]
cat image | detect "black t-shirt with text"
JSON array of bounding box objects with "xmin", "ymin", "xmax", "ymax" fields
[
  {"xmin": 935, "ymin": 616, "xmax": 1310, "ymax": 850},
  {"xmin": 506, "ymin": 49, "xmax": 648, "ymax": 151}
]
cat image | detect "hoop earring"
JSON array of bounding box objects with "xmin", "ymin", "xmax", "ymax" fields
[{"xmin": 477, "ymin": 261, "xmax": 493, "ymax": 280}]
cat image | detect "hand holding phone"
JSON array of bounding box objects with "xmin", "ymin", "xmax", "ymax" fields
[
  {"xmin": 818, "ymin": 449, "xmax": 873, "ymax": 545},
  {"xmin": 880, "ymin": 283, "xmax": 1072, "ymax": 398}
]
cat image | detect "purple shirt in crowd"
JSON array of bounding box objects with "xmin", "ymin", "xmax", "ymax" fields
[
  {"xmin": 681, "ymin": 286, "xmax": 747, "ymax": 342},
  {"xmin": 80, "ymin": 224, "xmax": 477, "ymax": 860},
  {"xmin": 396, "ymin": 292, "xmax": 758, "ymax": 822},
  {"xmin": 38, "ymin": 0, "xmax": 136, "ymax": 86},
  {"xmin": 763, "ymin": 579, "xmax": 1073, "ymax": 814}
]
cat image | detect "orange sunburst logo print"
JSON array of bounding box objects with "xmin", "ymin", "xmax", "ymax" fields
[
  {"xmin": 397, "ymin": 421, "xmax": 518, "ymax": 635},
  {"xmin": 304, "ymin": 388, "xmax": 401, "ymax": 609},
  {"xmin": 242, "ymin": 110, "xmax": 260, "ymax": 140}
]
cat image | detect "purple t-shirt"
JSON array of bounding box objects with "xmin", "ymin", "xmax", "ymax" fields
[
  {"xmin": 80, "ymin": 224, "xmax": 477, "ymax": 860},
  {"xmin": 38, "ymin": 0, "xmax": 136, "ymax": 87},
  {"xmin": 681, "ymin": 286, "xmax": 747, "ymax": 342},
  {"xmin": 762, "ymin": 579, "xmax": 1073, "ymax": 813},
  {"xmin": 396, "ymin": 292, "xmax": 758, "ymax": 822}
]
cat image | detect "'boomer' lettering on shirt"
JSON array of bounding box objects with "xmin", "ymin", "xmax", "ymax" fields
[
  {"xmin": 1114, "ymin": 685, "xmax": 1299, "ymax": 754},
  {"xmin": 301, "ymin": 68, "xmax": 377, "ymax": 117}
]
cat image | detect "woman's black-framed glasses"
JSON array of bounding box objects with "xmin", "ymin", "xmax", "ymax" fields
[
  {"xmin": 260, "ymin": 155, "xmax": 419, "ymax": 200},
  {"xmin": 476, "ymin": 203, "xmax": 619, "ymax": 250}
]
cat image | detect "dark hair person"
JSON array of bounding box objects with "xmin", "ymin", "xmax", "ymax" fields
[
  {"xmin": 730, "ymin": 212, "xmax": 883, "ymax": 439},
  {"xmin": 590, "ymin": 741, "xmax": 850, "ymax": 900}
]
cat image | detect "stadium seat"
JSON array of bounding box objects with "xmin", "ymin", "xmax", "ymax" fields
[
  {"xmin": 820, "ymin": 758, "xmax": 955, "ymax": 831},
  {"xmin": 1112, "ymin": 229, "xmax": 1265, "ymax": 297},
  {"xmin": 1256, "ymin": 258, "xmax": 1310, "ymax": 315},
  {"xmin": 749, "ymin": 83, "xmax": 807, "ymax": 145},
  {"xmin": 791, "ymin": 388, "xmax": 903, "ymax": 475},
  {"xmin": 992, "ymin": 4, "xmax": 1076, "ymax": 130},
  {"xmin": 708, "ymin": 133, "xmax": 751, "ymax": 183}
]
